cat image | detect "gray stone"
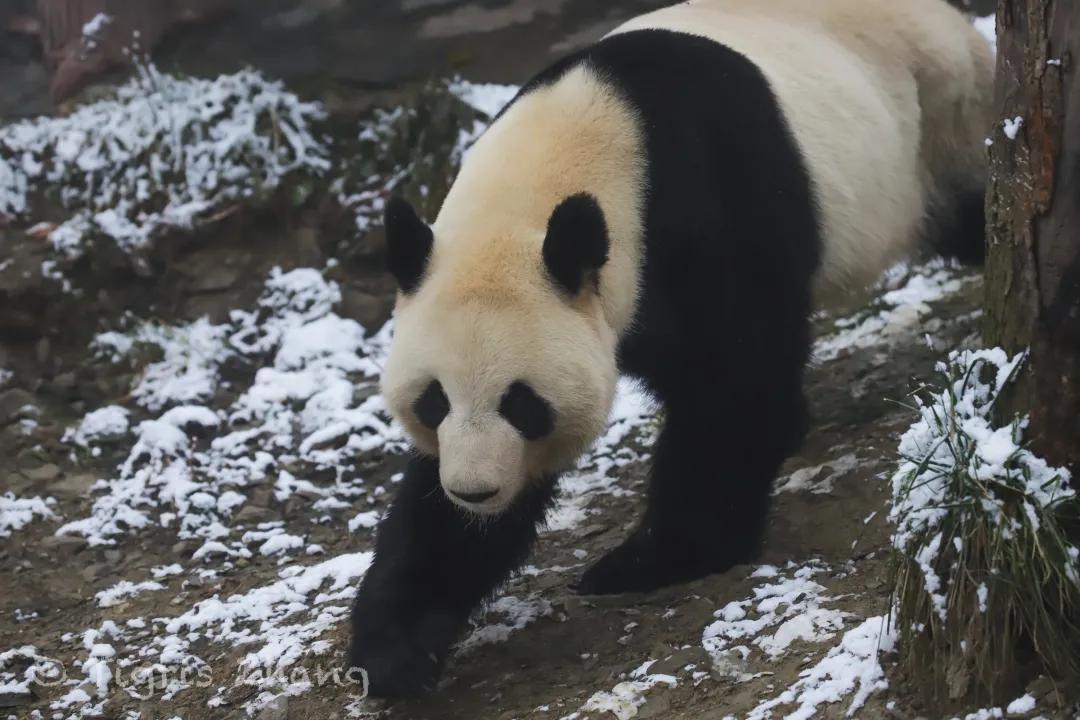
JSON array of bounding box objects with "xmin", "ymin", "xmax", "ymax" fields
[
  {"xmin": 23, "ymin": 463, "xmax": 61, "ymax": 482},
  {"xmin": 649, "ymin": 646, "xmax": 710, "ymax": 676},
  {"xmin": 340, "ymin": 287, "xmax": 393, "ymax": 333},
  {"xmin": 0, "ymin": 388, "xmax": 35, "ymax": 424},
  {"xmin": 41, "ymin": 534, "xmax": 88, "ymax": 552},
  {"xmin": 232, "ymin": 503, "xmax": 276, "ymax": 526},
  {"xmin": 49, "ymin": 472, "xmax": 97, "ymax": 498},
  {"xmin": 253, "ymin": 695, "xmax": 287, "ymax": 720}
]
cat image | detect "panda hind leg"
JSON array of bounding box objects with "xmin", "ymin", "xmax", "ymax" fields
[{"xmin": 576, "ymin": 358, "xmax": 809, "ymax": 595}]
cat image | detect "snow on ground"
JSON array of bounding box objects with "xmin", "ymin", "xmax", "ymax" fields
[
  {"xmin": 812, "ymin": 260, "xmax": 976, "ymax": 364},
  {"xmin": 744, "ymin": 615, "xmax": 895, "ymax": 720},
  {"xmin": 702, "ymin": 563, "xmax": 849, "ymax": 665},
  {"xmin": 0, "ymin": 493, "xmax": 57, "ymax": 538},
  {"xmin": 0, "ymin": 257, "xmax": 993, "ymax": 718},
  {"xmin": 0, "ymin": 65, "xmax": 1006, "ymax": 717}
]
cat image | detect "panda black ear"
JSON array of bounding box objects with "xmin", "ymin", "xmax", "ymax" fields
[
  {"xmin": 384, "ymin": 196, "xmax": 434, "ymax": 294},
  {"xmin": 543, "ymin": 193, "xmax": 609, "ymax": 295}
]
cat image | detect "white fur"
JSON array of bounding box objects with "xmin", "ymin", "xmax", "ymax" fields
[{"xmin": 611, "ymin": 0, "xmax": 993, "ymax": 288}]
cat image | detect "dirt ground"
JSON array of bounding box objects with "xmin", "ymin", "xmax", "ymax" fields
[
  {"xmin": 7, "ymin": 253, "xmax": 1073, "ymax": 720},
  {"xmin": 0, "ymin": 2, "xmax": 1073, "ymax": 720}
]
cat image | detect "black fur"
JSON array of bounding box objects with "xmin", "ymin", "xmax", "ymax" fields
[
  {"xmin": 413, "ymin": 380, "xmax": 450, "ymax": 430},
  {"xmin": 924, "ymin": 186, "xmax": 987, "ymax": 265},
  {"xmin": 543, "ymin": 193, "xmax": 609, "ymax": 294},
  {"xmin": 499, "ymin": 382, "xmax": 555, "ymax": 441},
  {"xmin": 384, "ymin": 196, "xmax": 434, "ymax": 294},
  {"xmin": 348, "ymin": 455, "xmax": 557, "ymax": 696},
  {"xmin": 572, "ymin": 31, "xmax": 820, "ymax": 594},
  {"xmin": 350, "ymin": 29, "xmax": 821, "ymax": 695}
]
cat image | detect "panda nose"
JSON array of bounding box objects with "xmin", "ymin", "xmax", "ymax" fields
[{"xmin": 449, "ymin": 488, "xmax": 499, "ymax": 503}]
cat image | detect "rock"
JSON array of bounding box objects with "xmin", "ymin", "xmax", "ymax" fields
[
  {"xmin": 51, "ymin": 371, "xmax": 77, "ymax": 395},
  {"xmin": 0, "ymin": 688, "xmax": 34, "ymax": 708},
  {"xmin": 339, "ymin": 287, "xmax": 393, "ymax": 332},
  {"xmin": 34, "ymin": 337, "xmax": 50, "ymax": 365},
  {"xmin": 80, "ymin": 563, "xmax": 104, "ymax": 581},
  {"xmin": 41, "ymin": 534, "xmax": 87, "ymax": 552},
  {"xmin": 22, "ymin": 463, "xmax": 61, "ymax": 482},
  {"xmin": 636, "ymin": 691, "xmax": 671, "ymax": 719},
  {"xmin": 49, "ymin": 472, "xmax": 97, "ymax": 498},
  {"xmin": 232, "ymin": 503, "xmax": 276, "ymax": 526},
  {"xmin": 255, "ymin": 690, "xmax": 288, "ymax": 719},
  {"xmin": 171, "ymin": 541, "xmax": 195, "ymax": 557},
  {"xmin": 649, "ymin": 646, "xmax": 711, "ymax": 677},
  {"xmin": 0, "ymin": 388, "xmax": 35, "ymax": 424},
  {"xmin": 188, "ymin": 263, "xmax": 240, "ymax": 293}
]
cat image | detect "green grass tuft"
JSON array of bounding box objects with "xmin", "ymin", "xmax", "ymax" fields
[{"xmin": 889, "ymin": 348, "xmax": 1080, "ymax": 702}]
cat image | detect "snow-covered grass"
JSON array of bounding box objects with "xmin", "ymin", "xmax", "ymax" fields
[
  {"xmin": 336, "ymin": 78, "xmax": 517, "ymax": 237},
  {"xmin": 0, "ymin": 62, "xmax": 328, "ymax": 262},
  {"xmin": 889, "ymin": 348, "xmax": 1080, "ymax": 699}
]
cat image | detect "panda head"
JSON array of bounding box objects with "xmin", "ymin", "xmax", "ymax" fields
[{"xmin": 380, "ymin": 193, "xmax": 619, "ymax": 515}]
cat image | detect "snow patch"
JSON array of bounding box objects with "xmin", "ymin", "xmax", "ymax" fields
[
  {"xmin": 0, "ymin": 65, "xmax": 328, "ymax": 258},
  {"xmin": 0, "ymin": 493, "xmax": 57, "ymax": 538}
]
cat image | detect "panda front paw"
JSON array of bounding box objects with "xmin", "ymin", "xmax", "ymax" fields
[
  {"xmin": 348, "ymin": 600, "xmax": 464, "ymax": 698},
  {"xmin": 575, "ymin": 526, "xmax": 750, "ymax": 595},
  {"xmin": 347, "ymin": 621, "xmax": 446, "ymax": 698},
  {"xmin": 348, "ymin": 585, "xmax": 462, "ymax": 698}
]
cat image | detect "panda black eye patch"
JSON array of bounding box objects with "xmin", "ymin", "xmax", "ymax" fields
[
  {"xmin": 499, "ymin": 382, "xmax": 554, "ymax": 440},
  {"xmin": 414, "ymin": 380, "xmax": 450, "ymax": 430}
]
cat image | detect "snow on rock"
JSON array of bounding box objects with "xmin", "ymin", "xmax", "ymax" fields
[
  {"xmin": 0, "ymin": 493, "xmax": 57, "ymax": 538},
  {"xmin": 702, "ymin": 562, "xmax": 849, "ymax": 669},
  {"xmin": 813, "ymin": 261, "xmax": 973, "ymax": 364},
  {"xmin": 95, "ymin": 580, "xmax": 166, "ymax": 607},
  {"xmin": 0, "ymin": 64, "xmax": 328, "ymax": 258},
  {"xmin": 974, "ymin": 15, "xmax": 996, "ymax": 54},
  {"xmin": 775, "ymin": 452, "xmax": 859, "ymax": 495},
  {"xmin": 347, "ymin": 510, "xmax": 380, "ymax": 532},
  {"xmin": 1005, "ymin": 694, "xmax": 1036, "ymax": 716},
  {"xmin": 1002, "ymin": 116, "xmax": 1023, "ymax": 141},
  {"xmin": 457, "ymin": 595, "xmax": 553, "ymax": 653},
  {"xmin": 564, "ymin": 660, "xmax": 678, "ymax": 720},
  {"xmin": 746, "ymin": 615, "xmax": 896, "ymax": 720},
  {"xmin": 64, "ymin": 405, "xmax": 130, "ymax": 446},
  {"xmin": 0, "ymin": 646, "xmax": 65, "ymax": 700}
]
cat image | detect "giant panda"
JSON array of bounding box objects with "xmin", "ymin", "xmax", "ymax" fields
[{"xmin": 349, "ymin": 0, "xmax": 993, "ymax": 697}]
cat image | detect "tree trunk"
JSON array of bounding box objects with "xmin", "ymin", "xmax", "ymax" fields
[{"xmin": 984, "ymin": 0, "xmax": 1080, "ymax": 475}]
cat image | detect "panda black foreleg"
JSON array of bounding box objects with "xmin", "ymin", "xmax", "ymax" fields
[
  {"xmin": 348, "ymin": 453, "xmax": 556, "ymax": 697},
  {"xmin": 578, "ymin": 362, "xmax": 809, "ymax": 595}
]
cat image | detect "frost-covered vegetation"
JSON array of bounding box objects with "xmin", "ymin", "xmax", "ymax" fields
[
  {"xmin": 0, "ymin": 63, "xmax": 329, "ymax": 261},
  {"xmin": 890, "ymin": 348, "xmax": 1080, "ymax": 699},
  {"xmin": 335, "ymin": 79, "xmax": 516, "ymax": 240}
]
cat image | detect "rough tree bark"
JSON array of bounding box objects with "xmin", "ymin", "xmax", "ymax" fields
[{"xmin": 984, "ymin": 0, "xmax": 1080, "ymax": 475}]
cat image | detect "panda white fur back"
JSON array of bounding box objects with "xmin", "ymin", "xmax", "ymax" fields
[
  {"xmin": 613, "ymin": 0, "xmax": 993, "ymax": 287},
  {"xmin": 350, "ymin": 0, "xmax": 993, "ymax": 697}
]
